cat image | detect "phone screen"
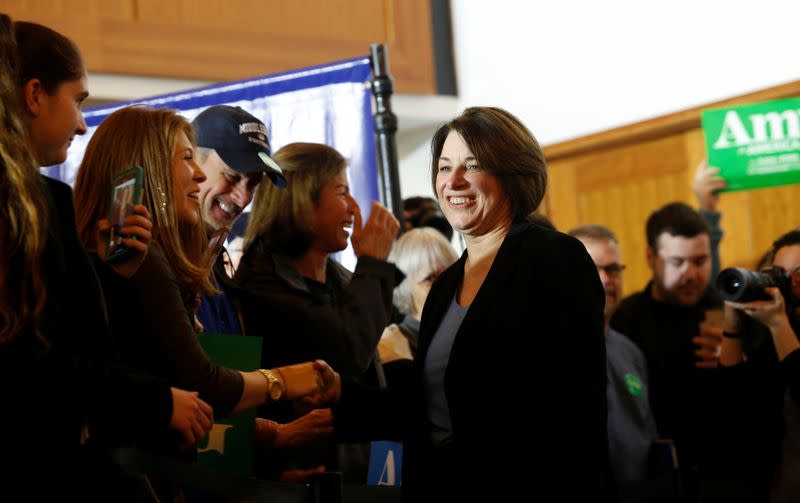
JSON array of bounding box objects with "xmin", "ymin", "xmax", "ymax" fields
[{"xmin": 107, "ymin": 167, "xmax": 143, "ymax": 261}]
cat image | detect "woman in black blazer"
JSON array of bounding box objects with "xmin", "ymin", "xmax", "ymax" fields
[{"xmin": 328, "ymin": 107, "xmax": 614, "ymax": 501}]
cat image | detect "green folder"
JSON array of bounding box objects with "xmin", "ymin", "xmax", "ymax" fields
[
  {"xmin": 702, "ymin": 97, "xmax": 800, "ymax": 192},
  {"xmin": 195, "ymin": 333, "xmax": 262, "ymax": 477}
]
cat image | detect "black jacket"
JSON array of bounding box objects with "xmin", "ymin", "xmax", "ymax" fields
[
  {"xmin": 0, "ymin": 176, "xmax": 171, "ymax": 496},
  {"xmin": 334, "ymin": 222, "xmax": 614, "ymax": 501},
  {"xmin": 235, "ymin": 242, "xmax": 400, "ymax": 378},
  {"xmin": 234, "ymin": 242, "xmax": 400, "ymax": 477}
]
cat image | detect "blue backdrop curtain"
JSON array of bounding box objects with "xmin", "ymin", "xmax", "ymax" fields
[{"xmin": 48, "ymin": 56, "xmax": 379, "ymax": 269}]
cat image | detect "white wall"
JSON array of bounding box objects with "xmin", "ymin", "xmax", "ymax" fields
[
  {"xmin": 450, "ymin": 0, "xmax": 800, "ymax": 144},
  {"xmin": 84, "ymin": 3, "xmax": 800, "ymax": 203},
  {"xmin": 397, "ymin": 126, "xmax": 440, "ymax": 199},
  {"xmin": 397, "ymin": 0, "xmax": 800, "ymax": 199}
]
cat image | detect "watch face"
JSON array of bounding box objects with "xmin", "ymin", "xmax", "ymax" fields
[{"xmin": 269, "ymin": 382, "xmax": 283, "ymax": 401}]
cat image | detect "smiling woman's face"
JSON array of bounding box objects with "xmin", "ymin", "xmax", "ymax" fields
[
  {"xmin": 309, "ymin": 169, "xmax": 357, "ymax": 254},
  {"xmin": 27, "ymin": 75, "xmax": 89, "ymax": 166},
  {"xmin": 435, "ymin": 131, "xmax": 509, "ymax": 237},
  {"xmin": 171, "ymin": 131, "xmax": 206, "ymax": 226}
]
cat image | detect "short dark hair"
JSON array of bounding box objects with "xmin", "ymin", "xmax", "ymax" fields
[
  {"xmin": 430, "ymin": 107, "xmax": 547, "ymax": 221},
  {"xmin": 772, "ymin": 229, "xmax": 800, "ymax": 255},
  {"xmin": 403, "ymin": 196, "xmax": 437, "ymax": 212},
  {"xmin": 402, "ymin": 197, "xmax": 452, "ymax": 240},
  {"xmin": 568, "ymin": 224, "xmax": 618, "ymax": 243},
  {"xmin": 14, "ymin": 21, "xmax": 84, "ymax": 93},
  {"xmin": 645, "ymin": 202, "xmax": 710, "ymax": 249},
  {"xmin": 418, "ymin": 211, "xmax": 453, "ymax": 241}
]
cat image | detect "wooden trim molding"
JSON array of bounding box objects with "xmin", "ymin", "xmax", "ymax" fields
[
  {"xmin": 544, "ymin": 80, "xmax": 800, "ymax": 162},
  {"xmin": 3, "ymin": 0, "xmax": 438, "ymax": 93}
]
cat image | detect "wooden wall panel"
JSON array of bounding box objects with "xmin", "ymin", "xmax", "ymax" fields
[
  {"xmin": 3, "ymin": 0, "xmax": 436, "ymax": 93},
  {"xmin": 546, "ymin": 160, "xmax": 578, "ymax": 226},
  {"xmin": 544, "ymin": 80, "xmax": 800, "ymax": 296}
]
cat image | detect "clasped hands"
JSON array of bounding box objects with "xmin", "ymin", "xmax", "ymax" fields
[{"xmin": 270, "ymin": 359, "xmax": 341, "ymax": 403}]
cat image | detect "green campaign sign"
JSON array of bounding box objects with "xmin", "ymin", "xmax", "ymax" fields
[
  {"xmin": 196, "ymin": 333, "xmax": 262, "ymax": 477},
  {"xmin": 702, "ymin": 97, "xmax": 800, "ymax": 192}
]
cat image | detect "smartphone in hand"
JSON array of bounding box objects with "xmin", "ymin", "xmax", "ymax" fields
[{"xmin": 106, "ymin": 166, "xmax": 144, "ymax": 262}]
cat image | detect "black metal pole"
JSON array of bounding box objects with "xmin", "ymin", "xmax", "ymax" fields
[{"xmin": 369, "ymin": 43, "xmax": 404, "ymax": 230}]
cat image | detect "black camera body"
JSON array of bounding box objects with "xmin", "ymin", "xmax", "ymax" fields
[{"xmin": 716, "ymin": 267, "xmax": 792, "ymax": 303}]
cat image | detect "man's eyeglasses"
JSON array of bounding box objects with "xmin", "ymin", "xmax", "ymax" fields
[{"xmin": 596, "ymin": 263, "xmax": 626, "ymax": 277}]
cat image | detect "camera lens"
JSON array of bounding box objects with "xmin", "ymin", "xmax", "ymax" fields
[
  {"xmin": 717, "ymin": 267, "xmax": 778, "ymax": 302},
  {"xmin": 718, "ymin": 269, "xmax": 744, "ymax": 298}
]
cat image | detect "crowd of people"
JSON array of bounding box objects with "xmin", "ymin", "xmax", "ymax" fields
[
  {"xmin": 0, "ymin": 16, "xmax": 335, "ymax": 501},
  {"xmin": 2, "ymin": 13, "xmax": 799, "ymax": 503}
]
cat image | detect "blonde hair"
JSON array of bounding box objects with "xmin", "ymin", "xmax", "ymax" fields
[
  {"xmin": 0, "ymin": 14, "xmax": 49, "ymax": 344},
  {"xmin": 73, "ymin": 106, "xmax": 214, "ymax": 297},
  {"xmin": 245, "ymin": 142, "xmax": 346, "ymax": 256},
  {"xmin": 390, "ymin": 228, "xmax": 458, "ymax": 317}
]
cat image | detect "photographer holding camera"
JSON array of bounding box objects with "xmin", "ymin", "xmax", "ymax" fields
[{"xmin": 719, "ymin": 229, "xmax": 800, "ymax": 503}]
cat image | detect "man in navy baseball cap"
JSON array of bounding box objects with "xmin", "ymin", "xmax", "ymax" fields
[
  {"xmin": 193, "ymin": 105, "xmax": 285, "ymax": 232},
  {"xmin": 192, "ymin": 105, "xmax": 284, "ymax": 334}
]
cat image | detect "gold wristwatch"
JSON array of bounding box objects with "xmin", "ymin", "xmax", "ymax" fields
[{"xmin": 257, "ymin": 369, "xmax": 284, "ymax": 401}]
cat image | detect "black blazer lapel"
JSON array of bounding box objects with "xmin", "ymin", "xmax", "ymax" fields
[{"xmin": 417, "ymin": 222, "xmax": 535, "ymax": 360}]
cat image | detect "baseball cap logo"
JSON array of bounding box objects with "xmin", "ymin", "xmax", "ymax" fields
[
  {"xmin": 239, "ymin": 122, "xmax": 268, "ymax": 135},
  {"xmin": 248, "ymin": 136, "xmax": 270, "ymax": 150}
]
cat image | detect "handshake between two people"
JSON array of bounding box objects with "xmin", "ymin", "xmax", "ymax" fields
[
  {"xmin": 253, "ymin": 360, "xmax": 344, "ymax": 483},
  {"xmin": 268, "ymin": 359, "xmax": 342, "ymax": 404},
  {"xmin": 168, "ymin": 359, "xmax": 343, "ymax": 450}
]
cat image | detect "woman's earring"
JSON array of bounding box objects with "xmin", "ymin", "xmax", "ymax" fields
[{"xmin": 155, "ymin": 185, "xmax": 168, "ymax": 215}]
